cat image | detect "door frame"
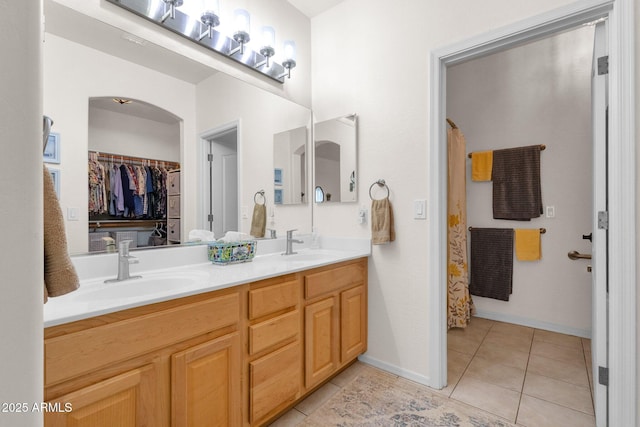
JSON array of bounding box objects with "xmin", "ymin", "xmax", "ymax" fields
[
  {"xmin": 427, "ymin": 0, "xmax": 635, "ymax": 425},
  {"xmin": 198, "ymin": 120, "xmax": 242, "ymax": 232}
]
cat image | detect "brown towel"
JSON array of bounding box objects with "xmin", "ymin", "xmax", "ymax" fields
[
  {"xmin": 43, "ymin": 165, "xmax": 79, "ymax": 303},
  {"xmin": 492, "ymin": 145, "xmax": 543, "ymax": 220},
  {"xmin": 371, "ymin": 197, "xmax": 395, "ymax": 245},
  {"xmin": 469, "ymin": 228, "xmax": 513, "ymax": 301},
  {"xmin": 250, "ymin": 203, "xmax": 266, "ymax": 238}
]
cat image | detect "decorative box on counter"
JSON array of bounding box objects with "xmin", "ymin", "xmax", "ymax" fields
[{"xmin": 207, "ymin": 240, "xmax": 257, "ymax": 265}]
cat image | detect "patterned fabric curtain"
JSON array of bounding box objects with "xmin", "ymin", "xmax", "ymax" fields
[{"xmin": 447, "ymin": 126, "xmax": 474, "ymax": 328}]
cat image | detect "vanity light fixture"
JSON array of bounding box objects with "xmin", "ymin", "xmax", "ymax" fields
[
  {"xmin": 277, "ymin": 40, "xmax": 297, "ymax": 79},
  {"xmin": 256, "ymin": 26, "xmax": 276, "ymax": 68},
  {"xmin": 108, "ymin": 0, "xmax": 296, "ymax": 83},
  {"xmin": 229, "ymin": 9, "xmax": 251, "ymax": 56},
  {"xmin": 160, "ymin": 0, "xmax": 183, "ymax": 22}
]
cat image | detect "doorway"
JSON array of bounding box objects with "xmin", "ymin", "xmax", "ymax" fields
[
  {"xmin": 201, "ymin": 125, "xmax": 239, "ymax": 239},
  {"xmin": 428, "ymin": 1, "xmax": 636, "ymax": 426}
]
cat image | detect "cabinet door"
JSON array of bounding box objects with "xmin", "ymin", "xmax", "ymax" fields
[
  {"xmin": 341, "ymin": 285, "xmax": 367, "ymax": 363},
  {"xmin": 44, "ymin": 364, "xmax": 157, "ymax": 427},
  {"xmin": 172, "ymin": 333, "xmax": 241, "ymax": 427},
  {"xmin": 304, "ymin": 296, "xmax": 339, "ymax": 389}
]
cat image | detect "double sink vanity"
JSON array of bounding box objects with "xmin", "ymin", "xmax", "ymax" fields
[{"xmin": 43, "ymin": 236, "xmax": 370, "ymax": 427}]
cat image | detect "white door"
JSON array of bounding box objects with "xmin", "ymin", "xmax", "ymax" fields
[
  {"xmin": 209, "ymin": 131, "xmax": 238, "ymax": 238},
  {"xmin": 590, "ymin": 20, "xmax": 608, "ymax": 427}
]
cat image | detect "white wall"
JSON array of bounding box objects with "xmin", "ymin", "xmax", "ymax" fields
[
  {"xmin": 88, "ymin": 107, "xmax": 180, "ymax": 162},
  {"xmin": 0, "ymin": 3, "xmax": 43, "ymax": 426},
  {"xmin": 447, "ymin": 26, "xmax": 594, "ymax": 336},
  {"xmin": 43, "ymin": 33, "xmax": 196, "ymax": 253},
  {"xmin": 195, "ymin": 72, "xmax": 312, "ymax": 236},
  {"xmin": 310, "ymin": 0, "xmax": 595, "ymax": 383}
]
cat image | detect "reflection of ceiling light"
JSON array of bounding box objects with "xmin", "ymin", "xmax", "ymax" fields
[{"xmin": 113, "ymin": 98, "xmax": 133, "ymax": 105}]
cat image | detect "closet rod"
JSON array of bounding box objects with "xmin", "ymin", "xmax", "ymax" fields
[
  {"xmin": 88, "ymin": 150, "xmax": 180, "ymax": 169},
  {"xmin": 467, "ymin": 144, "xmax": 546, "ymax": 158},
  {"xmin": 468, "ymin": 227, "xmax": 546, "ymax": 234}
]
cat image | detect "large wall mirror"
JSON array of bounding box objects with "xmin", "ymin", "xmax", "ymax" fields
[
  {"xmin": 314, "ymin": 114, "xmax": 358, "ymax": 203},
  {"xmin": 44, "ymin": 2, "xmax": 312, "ymax": 254}
]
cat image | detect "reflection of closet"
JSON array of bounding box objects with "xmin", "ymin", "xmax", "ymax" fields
[
  {"xmin": 167, "ymin": 170, "xmax": 181, "ymax": 243},
  {"xmin": 87, "ymin": 151, "xmax": 180, "ymax": 251}
]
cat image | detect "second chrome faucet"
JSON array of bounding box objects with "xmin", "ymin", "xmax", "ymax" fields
[{"xmin": 283, "ymin": 229, "xmax": 303, "ymax": 255}]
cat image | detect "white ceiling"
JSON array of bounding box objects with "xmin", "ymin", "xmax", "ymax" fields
[{"xmin": 287, "ymin": 0, "xmax": 345, "ymax": 18}]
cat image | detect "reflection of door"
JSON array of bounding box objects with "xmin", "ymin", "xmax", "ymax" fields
[
  {"xmin": 590, "ymin": 21, "xmax": 608, "ymax": 427},
  {"xmin": 208, "ymin": 130, "xmax": 238, "ymax": 238}
]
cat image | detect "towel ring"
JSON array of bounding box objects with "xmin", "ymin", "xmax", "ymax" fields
[
  {"xmin": 369, "ymin": 179, "xmax": 390, "ymax": 200},
  {"xmin": 254, "ymin": 190, "xmax": 266, "ymax": 205}
]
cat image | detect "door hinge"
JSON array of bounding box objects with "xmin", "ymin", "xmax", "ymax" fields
[
  {"xmin": 598, "ymin": 366, "xmax": 609, "ymax": 386},
  {"xmin": 207, "ymin": 214, "xmax": 214, "ymax": 222},
  {"xmin": 598, "ymin": 211, "xmax": 608, "ymax": 230},
  {"xmin": 598, "ymin": 55, "xmax": 609, "ymax": 75},
  {"xmin": 207, "ymin": 153, "xmax": 214, "ymax": 162}
]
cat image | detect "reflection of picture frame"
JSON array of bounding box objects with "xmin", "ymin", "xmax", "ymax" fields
[
  {"xmin": 274, "ymin": 168, "xmax": 282, "ymax": 185},
  {"xmin": 47, "ymin": 167, "xmax": 60, "ymax": 198},
  {"xmin": 43, "ymin": 132, "xmax": 60, "ymax": 164},
  {"xmin": 274, "ymin": 189, "xmax": 283, "ymax": 204}
]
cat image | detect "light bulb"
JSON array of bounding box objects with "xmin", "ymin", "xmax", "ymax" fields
[
  {"xmin": 283, "ymin": 40, "xmax": 296, "ymax": 61},
  {"xmin": 234, "ymin": 9, "xmax": 250, "ymax": 33},
  {"xmin": 261, "ymin": 26, "xmax": 275, "ymax": 48}
]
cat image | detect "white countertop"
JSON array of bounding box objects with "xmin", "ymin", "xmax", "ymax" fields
[{"xmin": 44, "ymin": 236, "xmax": 370, "ymax": 328}]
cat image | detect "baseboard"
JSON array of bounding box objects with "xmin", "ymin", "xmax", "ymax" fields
[
  {"xmin": 357, "ymin": 354, "xmax": 434, "ymax": 388},
  {"xmin": 474, "ymin": 309, "xmax": 591, "ymax": 339}
]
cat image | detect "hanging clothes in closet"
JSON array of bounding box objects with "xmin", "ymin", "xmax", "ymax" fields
[{"xmin": 88, "ymin": 152, "xmax": 176, "ymax": 220}]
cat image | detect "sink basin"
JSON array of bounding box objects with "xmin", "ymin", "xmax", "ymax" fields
[
  {"xmin": 72, "ymin": 271, "xmax": 209, "ymax": 302},
  {"xmin": 278, "ymin": 249, "xmax": 340, "ymax": 264}
]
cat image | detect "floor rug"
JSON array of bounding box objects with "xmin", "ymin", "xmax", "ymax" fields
[{"xmin": 300, "ymin": 367, "xmax": 516, "ymax": 427}]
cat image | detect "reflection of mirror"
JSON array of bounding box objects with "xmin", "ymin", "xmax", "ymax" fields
[
  {"xmin": 44, "ymin": 3, "xmax": 312, "ymax": 254},
  {"xmin": 314, "ymin": 115, "xmax": 358, "ymax": 203},
  {"xmin": 273, "ymin": 126, "xmax": 308, "ymax": 205}
]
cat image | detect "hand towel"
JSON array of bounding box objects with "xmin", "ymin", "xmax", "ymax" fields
[
  {"xmin": 371, "ymin": 197, "xmax": 395, "ymax": 245},
  {"xmin": 469, "ymin": 228, "xmax": 513, "ymax": 301},
  {"xmin": 515, "ymin": 229, "xmax": 541, "ymax": 261},
  {"xmin": 250, "ymin": 203, "xmax": 266, "ymax": 238},
  {"xmin": 471, "ymin": 150, "xmax": 493, "ymax": 181},
  {"xmin": 44, "ymin": 165, "xmax": 80, "ymax": 303},
  {"xmin": 492, "ymin": 145, "xmax": 543, "ymax": 220}
]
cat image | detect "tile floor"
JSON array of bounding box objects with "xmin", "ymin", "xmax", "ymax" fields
[{"xmin": 269, "ymin": 317, "xmax": 595, "ymax": 427}]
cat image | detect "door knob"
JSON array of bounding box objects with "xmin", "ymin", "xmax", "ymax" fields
[{"xmin": 568, "ymin": 250, "xmax": 592, "ymax": 260}]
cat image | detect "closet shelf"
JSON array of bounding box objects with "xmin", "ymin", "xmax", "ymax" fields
[{"xmin": 89, "ymin": 219, "xmax": 166, "ymax": 229}]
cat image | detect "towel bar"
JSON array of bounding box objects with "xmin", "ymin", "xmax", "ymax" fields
[
  {"xmin": 369, "ymin": 179, "xmax": 390, "ymax": 200},
  {"xmin": 467, "ymin": 144, "xmax": 546, "ymax": 158},
  {"xmin": 468, "ymin": 227, "xmax": 546, "ymax": 234}
]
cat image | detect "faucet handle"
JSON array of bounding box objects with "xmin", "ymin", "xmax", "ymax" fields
[{"xmin": 286, "ymin": 229, "xmax": 298, "ymax": 237}]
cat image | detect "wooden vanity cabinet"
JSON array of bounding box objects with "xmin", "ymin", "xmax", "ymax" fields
[
  {"xmin": 44, "ymin": 257, "xmax": 367, "ymax": 427},
  {"xmin": 44, "ymin": 288, "xmax": 242, "ymax": 427},
  {"xmin": 304, "ymin": 259, "xmax": 368, "ymax": 390}
]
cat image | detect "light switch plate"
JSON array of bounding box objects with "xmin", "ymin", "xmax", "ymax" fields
[
  {"xmin": 67, "ymin": 207, "xmax": 79, "ymax": 221},
  {"xmin": 546, "ymin": 205, "xmax": 555, "ymax": 218},
  {"xmin": 414, "ymin": 199, "xmax": 426, "ymax": 220}
]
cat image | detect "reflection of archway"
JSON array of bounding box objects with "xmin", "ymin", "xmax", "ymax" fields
[
  {"xmin": 88, "ymin": 97, "xmax": 181, "ymax": 161},
  {"xmin": 314, "ymin": 140, "xmax": 340, "ymax": 202}
]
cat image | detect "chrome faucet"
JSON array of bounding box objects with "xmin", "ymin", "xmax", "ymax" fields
[
  {"xmin": 283, "ymin": 229, "xmax": 303, "ymax": 255},
  {"xmin": 105, "ymin": 240, "xmax": 142, "ymax": 283},
  {"xmin": 267, "ymin": 228, "xmax": 277, "ymax": 239}
]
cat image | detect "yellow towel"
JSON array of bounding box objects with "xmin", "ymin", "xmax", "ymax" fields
[
  {"xmin": 515, "ymin": 229, "xmax": 541, "ymax": 261},
  {"xmin": 471, "ymin": 150, "xmax": 493, "ymax": 181},
  {"xmin": 371, "ymin": 197, "xmax": 395, "ymax": 244},
  {"xmin": 250, "ymin": 203, "xmax": 266, "ymax": 238},
  {"xmin": 43, "ymin": 165, "xmax": 80, "ymax": 303}
]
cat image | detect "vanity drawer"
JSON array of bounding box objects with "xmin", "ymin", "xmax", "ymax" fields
[
  {"xmin": 167, "ymin": 219, "xmax": 180, "ymax": 242},
  {"xmin": 168, "ymin": 195, "xmax": 180, "ymax": 218},
  {"xmin": 305, "ymin": 262, "xmax": 365, "ymax": 300},
  {"xmin": 45, "ymin": 292, "xmax": 239, "ymax": 386},
  {"xmin": 249, "ymin": 276, "xmax": 299, "ymax": 320},
  {"xmin": 167, "ymin": 170, "xmax": 180, "ymax": 195},
  {"xmin": 249, "ymin": 310, "xmax": 300, "ymax": 355}
]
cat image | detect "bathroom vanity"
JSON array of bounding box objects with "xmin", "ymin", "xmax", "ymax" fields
[{"xmin": 43, "ymin": 239, "xmax": 369, "ymax": 427}]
